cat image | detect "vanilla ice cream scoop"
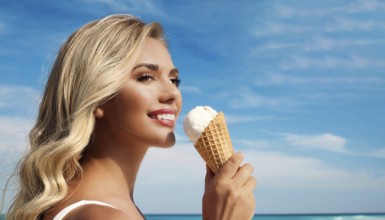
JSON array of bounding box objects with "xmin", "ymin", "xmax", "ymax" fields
[
  {"xmin": 183, "ymin": 106, "xmax": 234, "ymax": 173},
  {"xmin": 183, "ymin": 106, "xmax": 217, "ymax": 143}
]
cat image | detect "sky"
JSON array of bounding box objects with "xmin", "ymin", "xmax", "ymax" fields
[{"xmin": 1, "ymin": 0, "xmax": 385, "ymax": 215}]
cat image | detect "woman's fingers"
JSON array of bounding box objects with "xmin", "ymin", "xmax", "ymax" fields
[
  {"xmin": 205, "ymin": 165, "xmax": 214, "ymax": 187},
  {"xmin": 243, "ymin": 175, "xmax": 257, "ymax": 193},
  {"xmin": 202, "ymin": 151, "xmax": 256, "ymax": 220},
  {"xmin": 215, "ymin": 152, "xmax": 244, "ymax": 180},
  {"xmin": 233, "ymin": 163, "xmax": 254, "ymax": 186}
]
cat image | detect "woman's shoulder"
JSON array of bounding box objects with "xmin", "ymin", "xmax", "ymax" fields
[
  {"xmin": 67, "ymin": 203, "xmax": 131, "ymax": 220},
  {"xmin": 46, "ymin": 200, "xmax": 134, "ymax": 220}
]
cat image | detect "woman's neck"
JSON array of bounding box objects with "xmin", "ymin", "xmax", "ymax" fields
[
  {"xmin": 80, "ymin": 141, "xmax": 149, "ymax": 200},
  {"xmin": 46, "ymin": 143, "xmax": 148, "ymax": 220}
]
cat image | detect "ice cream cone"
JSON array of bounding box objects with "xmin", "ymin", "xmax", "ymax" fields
[{"xmin": 194, "ymin": 112, "xmax": 234, "ymax": 173}]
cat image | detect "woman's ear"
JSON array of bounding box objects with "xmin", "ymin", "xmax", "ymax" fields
[{"xmin": 93, "ymin": 107, "xmax": 104, "ymax": 118}]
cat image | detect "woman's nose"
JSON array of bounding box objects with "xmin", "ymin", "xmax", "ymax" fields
[{"xmin": 159, "ymin": 78, "xmax": 180, "ymax": 104}]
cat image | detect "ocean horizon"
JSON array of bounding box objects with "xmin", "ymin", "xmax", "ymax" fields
[
  {"xmin": 2, "ymin": 213, "xmax": 384, "ymax": 220},
  {"xmin": 145, "ymin": 213, "xmax": 385, "ymax": 220}
]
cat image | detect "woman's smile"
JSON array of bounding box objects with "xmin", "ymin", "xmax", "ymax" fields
[{"xmin": 148, "ymin": 109, "xmax": 177, "ymax": 127}]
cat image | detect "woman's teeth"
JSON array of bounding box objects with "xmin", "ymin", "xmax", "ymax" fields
[{"xmin": 156, "ymin": 114, "xmax": 175, "ymax": 120}]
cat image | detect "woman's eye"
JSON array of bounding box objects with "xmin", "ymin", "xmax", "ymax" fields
[
  {"xmin": 170, "ymin": 77, "xmax": 181, "ymax": 87},
  {"xmin": 137, "ymin": 73, "xmax": 154, "ymax": 83}
]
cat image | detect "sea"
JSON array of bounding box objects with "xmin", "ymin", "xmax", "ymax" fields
[
  {"xmin": 1, "ymin": 213, "xmax": 385, "ymax": 219},
  {"xmin": 145, "ymin": 214, "xmax": 385, "ymax": 220}
]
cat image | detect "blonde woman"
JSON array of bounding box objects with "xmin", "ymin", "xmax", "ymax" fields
[{"xmin": 6, "ymin": 14, "xmax": 256, "ymax": 220}]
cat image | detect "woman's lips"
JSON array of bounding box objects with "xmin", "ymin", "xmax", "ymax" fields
[{"xmin": 148, "ymin": 109, "xmax": 177, "ymax": 128}]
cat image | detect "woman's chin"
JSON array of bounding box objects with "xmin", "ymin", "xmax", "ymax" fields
[{"xmin": 154, "ymin": 132, "xmax": 176, "ymax": 148}]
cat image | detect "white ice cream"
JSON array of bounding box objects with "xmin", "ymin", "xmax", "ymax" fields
[{"xmin": 183, "ymin": 106, "xmax": 218, "ymax": 143}]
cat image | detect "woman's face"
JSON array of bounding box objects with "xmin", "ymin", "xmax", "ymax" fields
[{"xmin": 98, "ymin": 38, "xmax": 182, "ymax": 148}]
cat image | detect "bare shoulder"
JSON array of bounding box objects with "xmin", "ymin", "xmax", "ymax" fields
[{"xmin": 66, "ymin": 204, "xmax": 132, "ymax": 220}]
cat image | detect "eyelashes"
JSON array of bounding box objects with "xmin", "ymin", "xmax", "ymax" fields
[
  {"xmin": 137, "ymin": 73, "xmax": 181, "ymax": 87},
  {"xmin": 171, "ymin": 78, "xmax": 181, "ymax": 87},
  {"xmin": 137, "ymin": 73, "xmax": 154, "ymax": 83}
]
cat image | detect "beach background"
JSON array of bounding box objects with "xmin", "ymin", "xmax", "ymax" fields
[{"xmin": 1, "ymin": 0, "xmax": 385, "ymax": 217}]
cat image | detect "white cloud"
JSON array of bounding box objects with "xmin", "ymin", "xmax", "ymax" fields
[
  {"xmin": 325, "ymin": 17, "xmax": 384, "ymax": 32},
  {"xmin": 272, "ymin": 0, "xmax": 385, "ymax": 19},
  {"xmin": 254, "ymin": 72, "xmax": 306, "ymax": 86},
  {"xmin": 135, "ymin": 142, "xmax": 205, "ymax": 213},
  {"xmin": 369, "ymin": 147, "xmax": 385, "ymax": 159},
  {"xmin": 253, "ymin": 4, "xmax": 385, "ymax": 37},
  {"xmin": 233, "ymin": 139, "xmax": 271, "ymax": 149},
  {"xmin": 0, "ymin": 20, "xmax": 5, "ymax": 35},
  {"xmin": 251, "ymin": 36, "xmax": 385, "ymax": 54},
  {"xmin": 135, "ymin": 141, "xmax": 385, "ymax": 213},
  {"xmin": 303, "ymin": 36, "xmax": 385, "ymax": 52},
  {"xmin": 279, "ymin": 55, "xmax": 385, "ymax": 70},
  {"xmin": 346, "ymin": 0, "xmax": 385, "ymax": 13},
  {"xmin": 376, "ymin": 148, "xmax": 385, "ymax": 158},
  {"xmin": 280, "ymin": 133, "xmax": 348, "ymax": 153},
  {"xmin": 252, "ymin": 42, "xmax": 298, "ymax": 52},
  {"xmin": 221, "ymin": 87, "xmax": 289, "ymax": 109},
  {"xmin": 225, "ymin": 114, "xmax": 275, "ymax": 124},
  {"xmin": 0, "ymin": 116, "xmax": 33, "ymax": 212},
  {"xmin": 0, "ymin": 116, "xmax": 33, "ymax": 152},
  {"xmin": 272, "ymin": 3, "xmax": 342, "ymax": 18},
  {"xmin": 0, "ymin": 85, "xmax": 40, "ymax": 115},
  {"xmin": 180, "ymin": 85, "xmax": 201, "ymax": 94},
  {"xmin": 80, "ymin": 0, "xmax": 164, "ymax": 17},
  {"xmin": 139, "ymin": 143, "xmax": 204, "ymax": 184},
  {"xmin": 254, "ymin": 72, "xmax": 385, "ymax": 87},
  {"xmin": 0, "ymin": 84, "xmax": 36, "ymax": 172},
  {"xmin": 253, "ymin": 21, "xmax": 313, "ymax": 36},
  {"xmin": 245, "ymin": 149, "xmax": 385, "ymax": 191}
]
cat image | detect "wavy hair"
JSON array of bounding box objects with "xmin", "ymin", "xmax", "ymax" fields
[{"xmin": 6, "ymin": 14, "xmax": 165, "ymax": 220}]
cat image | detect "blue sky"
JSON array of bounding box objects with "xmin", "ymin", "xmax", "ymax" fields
[{"xmin": 1, "ymin": 0, "xmax": 385, "ymax": 214}]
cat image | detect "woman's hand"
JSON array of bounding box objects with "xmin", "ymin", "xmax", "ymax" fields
[{"xmin": 202, "ymin": 152, "xmax": 256, "ymax": 220}]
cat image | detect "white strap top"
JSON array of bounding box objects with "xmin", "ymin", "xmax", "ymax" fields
[{"xmin": 53, "ymin": 200, "xmax": 116, "ymax": 220}]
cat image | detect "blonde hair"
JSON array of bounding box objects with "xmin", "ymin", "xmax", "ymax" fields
[{"xmin": 6, "ymin": 14, "xmax": 165, "ymax": 220}]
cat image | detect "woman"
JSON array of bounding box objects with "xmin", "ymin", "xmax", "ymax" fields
[{"xmin": 6, "ymin": 14, "xmax": 256, "ymax": 220}]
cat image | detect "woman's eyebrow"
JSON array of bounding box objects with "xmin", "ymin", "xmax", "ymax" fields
[
  {"xmin": 170, "ymin": 68, "xmax": 179, "ymax": 75},
  {"xmin": 132, "ymin": 63, "xmax": 159, "ymax": 71},
  {"xmin": 133, "ymin": 63, "xmax": 179, "ymax": 75}
]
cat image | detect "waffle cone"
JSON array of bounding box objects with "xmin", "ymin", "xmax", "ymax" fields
[{"xmin": 194, "ymin": 112, "xmax": 234, "ymax": 173}]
